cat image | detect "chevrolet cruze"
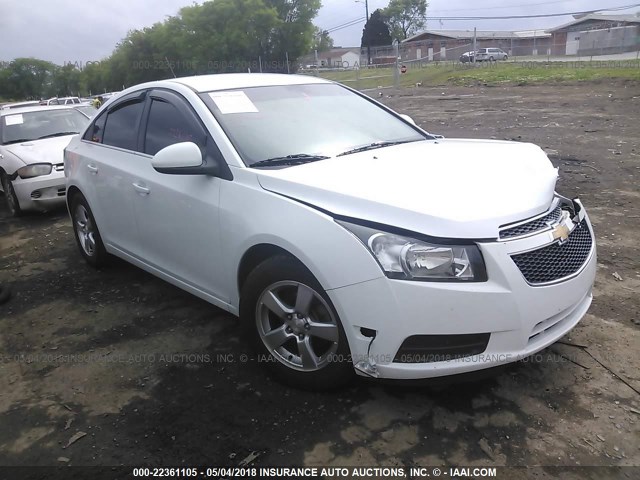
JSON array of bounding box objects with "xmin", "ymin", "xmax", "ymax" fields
[{"xmin": 64, "ymin": 74, "xmax": 596, "ymax": 389}]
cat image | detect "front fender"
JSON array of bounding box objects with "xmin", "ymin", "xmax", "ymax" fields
[
  {"xmin": 220, "ymin": 169, "xmax": 384, "ymax": 310},
  {"xmin": 0, "ymin": 149, "xmax": 26, "ymax": 176}
]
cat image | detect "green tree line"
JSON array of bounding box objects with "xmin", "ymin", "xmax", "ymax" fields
[{"xmin": 1, "ymin": 0, "xmax": 321, "ymax": 100}]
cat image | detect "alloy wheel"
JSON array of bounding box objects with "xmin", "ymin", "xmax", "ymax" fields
[
  {"xmin": 256, "ymin": 281, "xmax": 340, "ymax": 372},
  {"xmin": 74, "ymin": 204, "xmax": 97, "ymax": 256}
]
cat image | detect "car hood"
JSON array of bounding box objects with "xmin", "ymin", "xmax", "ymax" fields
[
  {"xmin": 2, "ymin": 136, "xmax": 75, "ymax": 166},
  {"xmin": 256, "ymin": 139, "xmax": 558, "ymax": 239}
]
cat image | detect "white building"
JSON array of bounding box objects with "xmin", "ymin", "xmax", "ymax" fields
[{"xmin": 316, "ymin": 48, "xmax": 362, "ymax": 68}]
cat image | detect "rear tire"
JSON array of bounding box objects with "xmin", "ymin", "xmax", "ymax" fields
[
  {"xmin": 70, "ymin": 193, "xmax": 109, "ymax": 268},
  {"xmin": 1, "ymin": 173, "xmax": 22, "ymax": 217},
  {"xmin": 240, "ymin": 255, "xmax": 354, "ymax": 390}
]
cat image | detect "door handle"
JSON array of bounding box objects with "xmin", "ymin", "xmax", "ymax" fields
[
  {"xmin": 87, "ymin": 164, "xmax": 98, "ymax": 174},
  {"xmin": 132, "ymin": 182, "xmax": 150, "ymax": 195}
]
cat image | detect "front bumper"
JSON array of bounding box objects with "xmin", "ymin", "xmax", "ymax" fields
[
  {"xmin": 12, "ymin": 169, "xmax": 66, "ymax": 212},
  {"xmin": 327, "ymin": 213, "xmax": 597, "ymax": 380}
]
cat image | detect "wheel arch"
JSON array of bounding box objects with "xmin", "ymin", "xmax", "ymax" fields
[
  {"xmin": 65, "ymin": 184, "xmax": 83, "ymax": 214},
  {"xmin": 0, "ymin": 166, "xmax": 6, "ymax": 192},
  {"xmin": 237, "ymin": 243, "xmax": 306, "ymax": 295}
]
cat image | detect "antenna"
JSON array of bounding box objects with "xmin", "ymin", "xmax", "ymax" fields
[{"xmin": 165, "ymin": 57, "xmax": 177, "ymax": 78}]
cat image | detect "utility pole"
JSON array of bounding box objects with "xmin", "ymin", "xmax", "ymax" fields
[
  {"xmin": 473, "ymin": 27, "xmax": 477, "ymax": 64},
  {"xmin": 366, "ymin": 0, "xmax": 370, "ymax": 66},
  {"xmin": 356, "ymin": 0, "xmax": 371, "ymax": 66}
]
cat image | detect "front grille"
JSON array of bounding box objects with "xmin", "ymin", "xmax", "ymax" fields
[
  {"xmin": 500, "ymin": 205, "xmax": 563, "ymax": 239},
  {"xmin": 511, "ymin": 219, "xmax": 592, "ymax": 285},
  {"xmin": 393, "ymin": 333, "xmax": 491, "ymax": 363},
  {"xmin": 54, "ymin": 163, "xmax": 64, "ymax": 171}
]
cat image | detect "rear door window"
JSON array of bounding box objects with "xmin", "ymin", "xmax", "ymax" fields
[{"xmin": 83, "ymin": 112, "xmax": 106, "ymax": 143}]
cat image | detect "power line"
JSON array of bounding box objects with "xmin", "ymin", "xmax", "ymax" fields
[
  {"xmin": 429, "ymin": 0, "xmax": 576, "ymax": 14},
  {"xmin": 323, "ymin": 2, "xmax": 639, "ymax": 33},
  {"xmin": 416, "ymin": 3, "xmax": 640, "ymax": 21},
  {"xmin": 325, "ymin": 17, "xmax": 366, "ymax": 34}
]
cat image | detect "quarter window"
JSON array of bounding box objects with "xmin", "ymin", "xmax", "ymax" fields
[
  {"xmin": 144, "ymin": 99, "xmax": 205, "ymax": 155},
  {"xmin": 102, "ymin": 100, "xmax": 144, "ymax": 151},
  {"xmin": 84, "ymin": 112, "xmax": 106, "ymax": 143}
]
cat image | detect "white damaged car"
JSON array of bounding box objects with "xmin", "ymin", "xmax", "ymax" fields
[
  {"xmin": 0, "ymin": 106, "xmax": 89, "ymax": 216},
  {"xmin": 64, "ymin": 74, "xmax": 596, "ymax": 389}
]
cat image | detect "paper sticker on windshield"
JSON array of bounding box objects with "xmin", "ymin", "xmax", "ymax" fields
[
  {"xmin": 209, "ymin": 91, "xmax": 258, "ymax": 114},
  {"xmin": 4, "ymin": 114, "xmax": 24, "ymax": 126}
]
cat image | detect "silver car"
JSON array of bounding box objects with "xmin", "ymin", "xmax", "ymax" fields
[
  {"xmin": 0, "ymin": 106, "xmax": 89, "ymax": 216},
  {"xmin": 475, "ymin": 48, "xmax": 509, "ymax": 62}
]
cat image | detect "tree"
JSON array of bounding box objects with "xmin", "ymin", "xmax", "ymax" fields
[
  {"xmin": 361, "ymin": 9, "xmax": 392, "ymax": 49},
  {"xmin": 263, "ymin": 0, "xmax": 322, "ymax": 69},
  {"xmin": 100, "ymin": 0, "xmax": 321, "ymax": 82},
  {"xmin": 0, "ymin": 0, "xmax": 324, "ymax": 98},
  {"xmin": 311, "ymin": 27, "xmax": 334, "ymax": 53},
  {"xmin": 0, "ymin": 58, "xmax": 58, "ymax": 99},
  {"xmin": 81, "ymin": 61, "xmax": 110, "ymax": 95},
  {"xmin": 383, "ymin": 0, "xmax": 427, "ymax": 42},
  {"xmin": 51, "ymin": 64, "xmax": 82, "ymax": 97}
]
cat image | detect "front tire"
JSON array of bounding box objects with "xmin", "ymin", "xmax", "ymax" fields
[
  {"xmin": 240, "ymin": 255, "xmax": 353, "ymax": 390},
  {"xmin": 1, "ymin": 173, "xmax": 22, "ymax": 217},
  {"xmin": 70, "ymin": 193, "xmax": 109, "ymax": 268}
]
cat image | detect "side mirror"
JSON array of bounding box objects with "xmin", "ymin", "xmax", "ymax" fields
[
  {"xmin": 399, "ymin": 114, "xmax": 416, "ymax": 126},
  {"xmin": 152, "ymin": 142, "xmax": 218, "ymax": 176}
]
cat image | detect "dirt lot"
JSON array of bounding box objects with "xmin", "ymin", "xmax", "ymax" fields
[{"xmin": 0, "ymin": 82, "xmax": 639, "ymax": 476}]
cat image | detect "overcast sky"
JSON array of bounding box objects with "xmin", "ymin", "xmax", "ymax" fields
[{"xmin": 0, "ymin": 0, "xmax": 638, "ymax": 64}]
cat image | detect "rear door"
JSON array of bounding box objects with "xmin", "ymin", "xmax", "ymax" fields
[{"xmin": 74, "ymin": 91, "xmax": 147, "ymax": 255}]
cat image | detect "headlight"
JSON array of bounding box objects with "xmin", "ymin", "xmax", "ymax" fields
[
  {"xmin": 337, "ymin": 220, "xmax": 487, "ymax": 282},
  {"xmin": 16, "ymin": 163, "xmax": 53, "ymax": 179}
]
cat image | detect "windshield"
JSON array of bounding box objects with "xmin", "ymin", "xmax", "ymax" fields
[
  {"xmin": 1, "ymin": 108, "xmax": 89, "ymax": 145},
  {"xmin": 203, "ymin": 83, "xmax": 428, "ymax": 166}
]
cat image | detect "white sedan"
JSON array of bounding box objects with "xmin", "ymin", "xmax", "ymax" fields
[
  {"xmin": 1, "ymin": 106, "xmax": 89, "ymax": 216},
  {"xmin": 64, "ymin": 74, "xmax": 596, "ymax": 389}
]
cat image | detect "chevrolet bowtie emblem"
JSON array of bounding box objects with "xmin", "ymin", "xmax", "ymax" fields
[{"xmin": 552, "ymin": 223, "xmax": 571, "ymax": 244}]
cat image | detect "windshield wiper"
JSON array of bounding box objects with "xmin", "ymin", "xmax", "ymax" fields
[
  {"xmin": 336, "ymin": 140, "xmax": 418, "ymax": 157},
  {"xmin": 37, "ymin": 132, "xmax": 79, "ymax": 139},
  {"xmin": 251, "ymin": 154, "xmax": 330, "ymax": 168}
]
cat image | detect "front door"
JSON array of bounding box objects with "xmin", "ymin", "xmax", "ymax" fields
[{"xmin": 131, "ymin": 89, "xmax": 228, "ymax": 303}]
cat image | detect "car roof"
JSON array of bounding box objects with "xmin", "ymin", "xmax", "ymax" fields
[
  {"xmin": 0, "ymin": 105, "xmax": 79, "ymax": 116},
  {"xmin": 166, "ymin": 73, "xmax": 330, "ymax": 93},
  {"xmin": 98, "ymin": 74, "xmax": 333, "ymax": 111},
  {"xmin": 1, "ymin": 101, "xmax": 41, "ymax": 108}
]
